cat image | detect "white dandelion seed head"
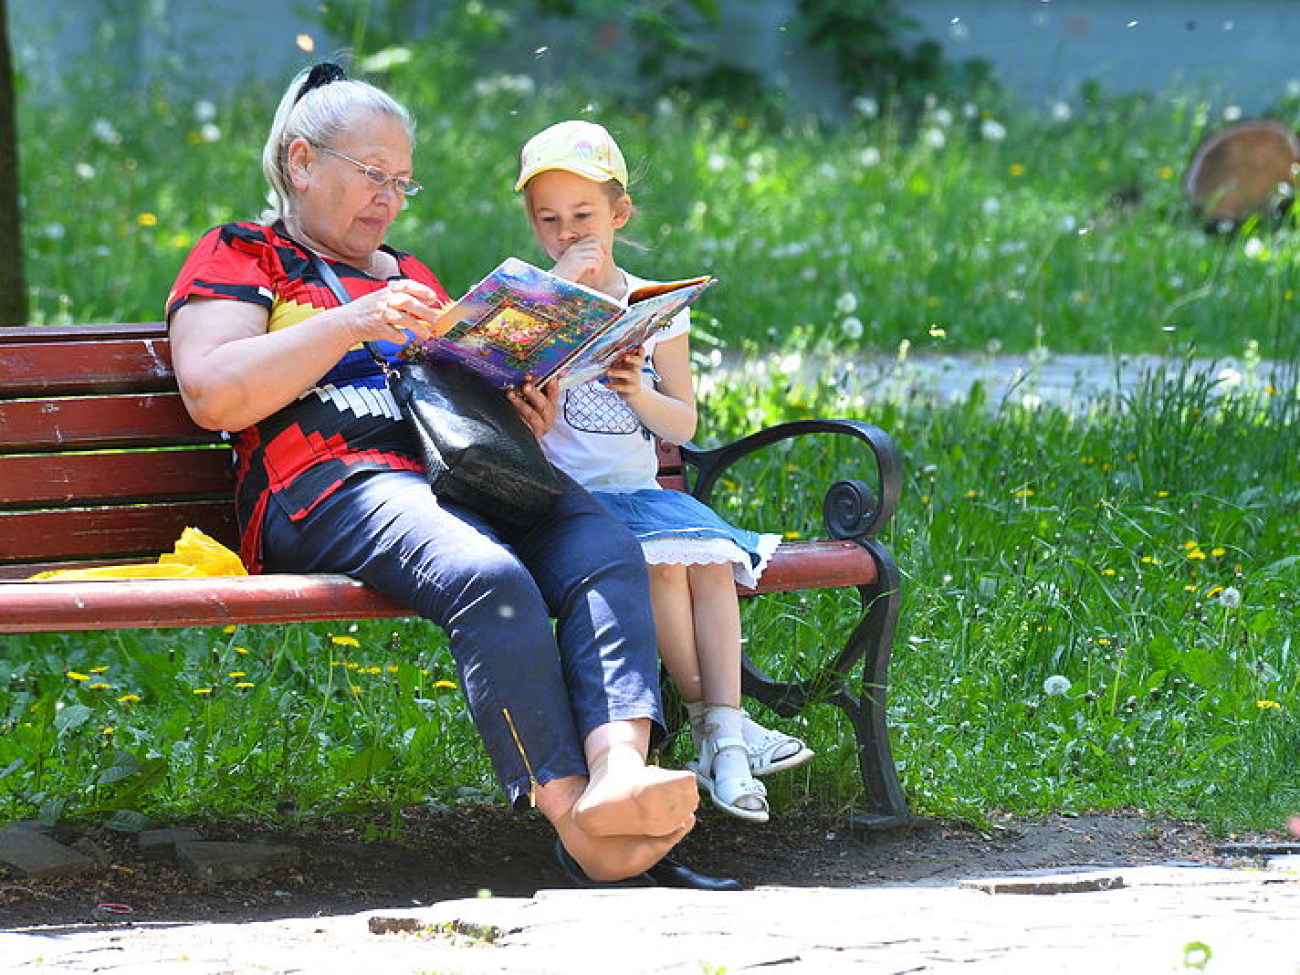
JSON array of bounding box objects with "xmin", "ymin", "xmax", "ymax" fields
[
  {"xmin": 1219, "ymin": 586, "xmax": 1241, "ymax": 609},
  {"xmin": 841, "ymin": 316, "xmax": 864, "ymax": 340},
  {"xmin": 836, "ymin": 292, "xmax": 859, "ymax": 315},
  {"xmin": 852, "ymin": 96, "xmax": 879, "ymax": 119},
  {"xmin": 980, "ymin": 119, "xmax": 1007, "ymax": 142},
  {"xmin": 1043, "ymin": 675, "xmax": 1072, "ymax": 696}
]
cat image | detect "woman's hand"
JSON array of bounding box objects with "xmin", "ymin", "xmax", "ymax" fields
[
  {"xmin": 343, "ymin": 279, "xmax": 449, "ymax": 345},
  {"xmin": 509, "ymin": 381, "xmax": 560, "ymax": 437}
]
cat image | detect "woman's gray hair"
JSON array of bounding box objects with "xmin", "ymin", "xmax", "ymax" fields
[{"xmin": 260, "ymin": 65, "xmax": 414, "ymax": 223}]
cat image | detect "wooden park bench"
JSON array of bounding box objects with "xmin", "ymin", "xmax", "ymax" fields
[{"xmin": 0, "ymin": 322, "xmax": 907, "ymax": 826}]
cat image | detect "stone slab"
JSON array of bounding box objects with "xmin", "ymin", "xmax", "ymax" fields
[
  {"xmin": 175, "ymin": 840, "xmax": 297, "ymax": 882},
  {"xmin": 0, "ymin": 825, "xmax": 96, "ymax": 880}
]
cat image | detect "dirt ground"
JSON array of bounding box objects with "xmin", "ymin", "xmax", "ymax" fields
[{"xmin": 2, "ymin": 803, "xmax": 1264, "ymax": 930}]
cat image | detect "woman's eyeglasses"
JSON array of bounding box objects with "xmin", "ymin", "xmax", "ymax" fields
[{"xmin": 314, "ymin": 145, "xmax": 422, "ymax": 198}]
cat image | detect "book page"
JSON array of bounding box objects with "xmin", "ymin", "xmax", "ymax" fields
[{"xmin": 555, "ymin": 277, "xmax": 715, "ymax": 389}]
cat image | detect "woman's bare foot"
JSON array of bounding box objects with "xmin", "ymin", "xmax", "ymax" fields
[
  {"xmin": 572, "ymin": 755, "xmax": 699, "ymax": 838},
  {"xmin": 558, "ymin": 816, "xmax": 695, "ymax": 883}
]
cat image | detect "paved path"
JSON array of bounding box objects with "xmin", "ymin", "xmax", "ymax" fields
[
  {"xmin": 719, "ymin": 351, "xmax": 1292, "ymax": 411},
  {"xmin": 5, "ymin": 863, "xmax": 1297, "ymax": 973}
]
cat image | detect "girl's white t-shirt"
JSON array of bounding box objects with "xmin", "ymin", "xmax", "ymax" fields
[{"xmin": 540, "ymin": 271, "xmax": 690, "ymax": 492}]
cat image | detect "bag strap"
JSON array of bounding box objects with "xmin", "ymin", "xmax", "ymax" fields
[{"xmin": 306, "ymin": 250, "xmax": 389, "ymax": 371}]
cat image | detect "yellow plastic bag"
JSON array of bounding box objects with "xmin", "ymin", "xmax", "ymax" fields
[{"xmin": 31, "ymin": 528, "xmax": 248, "ymax": 581}]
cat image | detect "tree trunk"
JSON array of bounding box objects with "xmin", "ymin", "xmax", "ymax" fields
[{"xmin": 0, "ymin": 0, "xmax": 28, "ymax": 326}]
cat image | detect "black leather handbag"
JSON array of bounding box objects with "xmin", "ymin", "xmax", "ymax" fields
[{"xmin": 311, "ymin": 255, "xmax": 563, "ymax": 526}]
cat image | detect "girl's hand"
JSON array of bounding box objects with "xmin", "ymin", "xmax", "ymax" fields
[
  {"xmin": 508, "ymin": 380, "xmax": 560, "ymax": 437},
  {"xmin": 343, "ymin": 279, "xmax": 448, "ymax": 346},
  {"xmin": 603, "ymin": 346, "xmax": 648, "ymax": 404},
  {"xmin": 552, "ymin": 236, "xmax": 607, "ymax": 288}
]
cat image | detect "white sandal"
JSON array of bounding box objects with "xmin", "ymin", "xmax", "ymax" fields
[
  {"xmin": 687, "ymin": 735, "xmax": 769, "ymax": 823},
  {"xmin": 741, "ymin": 711, "xmax": 815, "ymax": 777}
]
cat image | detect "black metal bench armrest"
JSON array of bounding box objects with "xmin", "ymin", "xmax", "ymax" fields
[{"xmin": 679, "ymin": 418, "xmax": 902, "ymax": 542}]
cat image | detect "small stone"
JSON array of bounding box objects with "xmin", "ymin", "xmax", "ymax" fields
[
  {"xmin": 369, "ymin": 916, "xmax": 422, "ymax": 935},
  {"xmin": 176, "ymin": 841, "xmax": 298, "ymax": 882}
]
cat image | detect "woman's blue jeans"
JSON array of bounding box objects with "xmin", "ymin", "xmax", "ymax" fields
[{"xmin": 260, "ymin": 469, "xmax": 662, "ymax": 808}]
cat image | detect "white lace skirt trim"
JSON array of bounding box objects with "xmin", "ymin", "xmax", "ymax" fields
[{"xmin": 641, "ymin": 533, "xmax": 783, "ymax": 589}]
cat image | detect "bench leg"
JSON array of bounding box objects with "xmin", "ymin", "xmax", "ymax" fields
[{"xmin": 741, "ymin": 539, "xmax": 908, "ymax": 827}]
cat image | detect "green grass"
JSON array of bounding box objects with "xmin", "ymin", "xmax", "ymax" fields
[{"xmin": 7, "ymin": 52, "xmax": 1300, "ymax": 835}]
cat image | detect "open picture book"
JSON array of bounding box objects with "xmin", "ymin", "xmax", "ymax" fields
[{"xmin": 405, "ymin": 258, "xmax": 716, "ymax": 389}]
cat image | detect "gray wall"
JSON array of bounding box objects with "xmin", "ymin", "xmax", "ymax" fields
[
  {"xmin": 904, "ymin": 0, "xmax": 1299, "ymax": 112},
  {"xmin": 10, "ymin": 1, "xmax": 1300, "ymax": 113}
]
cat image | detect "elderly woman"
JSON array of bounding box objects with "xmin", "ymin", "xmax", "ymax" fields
[{"xmin": 166, "ymin": 63, "xmax": 721, "ymax": 887}]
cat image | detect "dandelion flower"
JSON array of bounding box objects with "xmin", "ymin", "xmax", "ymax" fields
[
  {"xmin": 67, "ymin": 672, "xmax": 90, "ymax": 682},
  {"xmin": 193, "ymin": 688, "xmax": 213, "ymax": 696},
  {"xmin": 835, "ymin": 292, "xmax": 859, "ymax": 315},
  {"xmin": 1218, "ymin": 587, "xmax": 1241, "ymax": 609},
  {"xmin": 331, "ymin": 635, "xmax": 360, "ymax": 647},
  {"xmin": 1043, "ymin": 675, "xmax": 1072, "ymax": 696},
  {"xmin": 118, "ymin": 694, "xmax": 141, "ymax": 704},
  {"xmin": 841, "ymin": 316, "xmax": 864, "ymax": 340},
  {"xmin": 434, "ymin": 680, "xmax": 458, "ymax": 690},
  {"xmin": 1256, "ymin": 700, "xmax": 1281, "ymax": 710}
]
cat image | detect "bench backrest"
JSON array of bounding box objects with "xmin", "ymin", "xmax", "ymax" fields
[{"xmin": 0, "ymin": 324, "xmax": 688, "ymax": 579}]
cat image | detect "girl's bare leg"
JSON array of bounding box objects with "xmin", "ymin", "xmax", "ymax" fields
[{"xmin": 648, "ymin": 563, "xmax": 704, "ymax": 704}]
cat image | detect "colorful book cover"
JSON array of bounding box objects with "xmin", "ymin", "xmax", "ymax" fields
[{"xmin": 406, "ymin": 258, "xmax": 715, "ymax": 389}]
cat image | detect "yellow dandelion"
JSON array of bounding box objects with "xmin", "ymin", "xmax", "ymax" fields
[
  {"xmin": 386, "ymin": 665, "xmax": 399, "ymax": 674},
  {"xmin": 90, "ymin": 665, "xmax": 110, "ymax": 674},
  {"xmin": 928, "ymin": 324, "xmax": 947, "ymax": 337},
  {"xmin": 1081, "ymin": 456, "xmax": 1095, "ymax": 466},
  {"xmin": 1186, "ymin": 548, "xmax": 1207, "ymax": 561},
  {"xmin": 434, "ymin": 680, "xmax": 458, "ymax": 690},
  {"xmin": 1207, "ymin": 586, "xmax": 1224, "ymax": 598},
  {"xmin": 1157, "ymin": 166, "xmax": 1174, "ymax": 180},
  {"xmin": 136, "ymin": 212, "xmax": 158, "ymax": 227},
  {"xmin": 1097, "ymin": 637, "xmax": 1111, "ymax": 645},
  {"xmin": 1256, "ymin": 700, "xmax": 1281, "ymax": 710},
  {"xmin": 1155, "ymin": 490, "xmax": 1170, "ymax": 499},
  {"xmin": 1102, "ymin": 568, "xmax": 1116, "ymax": 577},
  {"xmin": 193, "ymin": 687, "xmax": 213, "ymax": 696},
  {"xmin": 1184, "ymin": 584, "xmax": 1198, "ymax": 592},
  {"xmin": 1211, "ymin": 547, "xmax": 1226, "ymax": 558},
  {"xmin": 223, "ymin": 625, "xmax": 238, "ymax": 634},
  {"xmin": 331, "ymin": 635, "xmax": 360, "ymax": 648},
  {"xmin": 102, "ymin": 726, "xmax": 115, "ymax": 736},
  {"xmin": 350, "ymin": 685, "xmax": 363, "ymax": 695},
  {"xmin": 1140, "ymin": 555, "xmax": 1159, "ymax": 565},
  {"xmin": 228, "ymin": 671, "xmax": 246, "ymax": 679},
  {"xmin": 784, "ymin": 530, "xmax": 803, "ymax": 540},
  {"xmin": 118, "ymin": 694, "xmax": 141, "ymax": 704},
  {"xmin": 1009, "ymin": 163, "xmax": 1025, "ymax": 177},
  {"xmin": 234, "ymin": 646, "xmax": 249, "ymax": 655},
  {"xmin": 67, "ymin": 672, "xmax": 90, "ymax": 682},
  {"xmin": 964, "ymin": 489, "xmax": 978, "ymax": 499},
  {"xmin": 360, "ymin": 666, "xmax": 383, "ymax": 675},
  {"xmin": 235, "ymin": 682, "xmax": 255, "ymax": 690},
  {"xmin": 1012, "ymin": 487, "xmax": 1035, "ymax": 499},
  {"xmin": 88, "ymin": 682, "xmax": 112, "ymax": 691}
]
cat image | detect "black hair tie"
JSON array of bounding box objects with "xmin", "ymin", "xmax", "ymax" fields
[{"xmin": 295, "ymin": 62, "xmax": 347, "ymax": 104}]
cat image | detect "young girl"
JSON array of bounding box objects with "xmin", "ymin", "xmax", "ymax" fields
[{"xmin": 515, "ymin": 120, "xmax": 814, "ymax": 822}]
